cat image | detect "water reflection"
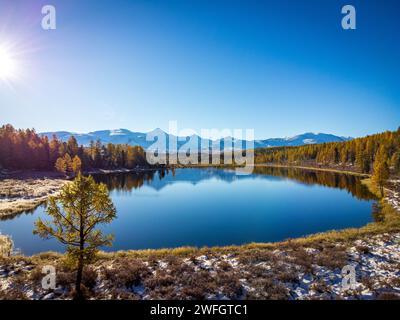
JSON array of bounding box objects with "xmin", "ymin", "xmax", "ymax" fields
[
  {"xmin": 92, "ymin": 166, "xmax": 376, "ymax": 202},
  {"xmin": 252, "ymin": 166, "xmax": 376, "ymax": 201}
]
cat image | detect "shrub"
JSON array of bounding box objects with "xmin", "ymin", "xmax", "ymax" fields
[
  {"xmin": 103, "ymin": 259, "xmax": 151, "ymax": 288},
  {"xmin": 314, "ymin": 246, "xmax": 347, "ymax": 269}
]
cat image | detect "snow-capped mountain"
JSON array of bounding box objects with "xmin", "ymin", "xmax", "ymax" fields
[
  {"xmin": 253, "ymin": 132, "xmax": 352, "ymax": 148},
  {"xmin": 40, "ymin": 129, "xmax": 352, "ymax": 151}
]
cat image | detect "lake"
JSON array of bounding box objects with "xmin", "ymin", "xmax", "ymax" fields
[{"xmin": 0, "ymin": 167, "xmax": 377, "ymax": 255}]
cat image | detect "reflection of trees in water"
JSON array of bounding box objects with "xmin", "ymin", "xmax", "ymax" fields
[
  {"xmin": 92, "ymin": 169, "xmax": 171, "ymax": 193},
  {"xmin": 252, "ymin": 167, "xmax": 377, "ymax": 201},
  {"xmin": 92, "ymin": 167, "xmax": 376, "ymax": 203}
]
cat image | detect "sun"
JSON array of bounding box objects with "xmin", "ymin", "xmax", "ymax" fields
[{"xmin": 0, "ymin": 45, "xmax": 17, "ymax": 81}]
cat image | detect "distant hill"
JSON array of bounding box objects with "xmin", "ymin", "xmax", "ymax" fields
[{"xmin": 40, "ymin": 129, "xmax": 352, "ymax": 151}]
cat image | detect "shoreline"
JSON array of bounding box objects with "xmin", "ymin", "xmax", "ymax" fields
[
  {"xmin": 253, "ymin": 163, "xmax": 371, "ymax": 177},
  {"xmin": 85, "ymin": 167, "xmax": 161, "ymax": 175},
  {"xmin": 0, "ymin": 172, "xmax": 69, "ymax": 219},
  {"xmin": 0, "ymin": 167, "xmax": 161, "ymax": 219},
  {"xmin": 169, "ymin": 163, "xmax": 371, "ymax": 177}
]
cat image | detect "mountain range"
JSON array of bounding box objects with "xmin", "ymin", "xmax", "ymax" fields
[{"xmin": 40, "ymin": 129, "xmax": 352, "ymax": 151}]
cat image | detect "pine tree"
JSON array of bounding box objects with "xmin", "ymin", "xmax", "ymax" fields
[{"xmin": 33, "ymin": 174, "xmax": 116, "ymax": 300}]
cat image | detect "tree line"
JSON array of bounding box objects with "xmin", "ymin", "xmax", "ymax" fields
[
  {"xmin": 255, "ymin": 128, "xmax": 400, "ymax": 175},
  {"xmin": 0, "ymin": 124, "xmax": 149, "ymax": 173},
  {"xmin": 1, "ymin": 124, "xmax": 399, "ymax": 189},
  {"xmin": 254, "ymin": 128, "xmax": 400, "ymax": 194}
]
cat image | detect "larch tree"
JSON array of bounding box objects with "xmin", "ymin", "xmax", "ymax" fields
[
  {"xmin": 33, "ymin": 174, "xmax": 116, "ymax": 300},
  {"xmin": 372, "ymin": 146, "xmax": 390, "ymax": 196},
  {"xmin": 64, "ymin": 153, "xmax": 73, "ymax": 173},
  {"xmin": 55, "ymin": 157, "xmax": 67, "ymax": 174},
  {"xmin": 391, "ymin": 151, "xmax": 400, "ymax": 175},
  {"xmin": 67, "ymin": 136, "xmax": 79, "ymax": 157},
  {"xmin": 72, "ymin": 155, "xmax": 82, "ymax": 175}
]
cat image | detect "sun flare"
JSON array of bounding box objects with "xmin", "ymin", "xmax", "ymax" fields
[{"xmin": 0, "ymin": 45, "xmax": 18, "ymax": 81}]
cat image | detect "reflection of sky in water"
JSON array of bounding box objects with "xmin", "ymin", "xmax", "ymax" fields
[{"xmin": 0, "ymin": 168, "xmax": 375, "ymax": 255}]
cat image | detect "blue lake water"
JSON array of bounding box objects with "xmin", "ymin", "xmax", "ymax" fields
[{"xmin": 0, "ymin": 167, "xmax": 377, "ymax": 255}]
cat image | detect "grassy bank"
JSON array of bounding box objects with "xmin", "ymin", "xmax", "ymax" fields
[{"xmin": 0, "ymin": 173, "xmax": 69, "ymax": 219}]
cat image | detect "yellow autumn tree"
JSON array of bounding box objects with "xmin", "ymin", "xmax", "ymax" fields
[
  {"xmin": 372, "ymin": 146, "xmax": 390, "ymax": 196},
  {"xmin": 55, "ymin": 157, "xmax": 67, "ymax": 174},
  {"xmin": 72, "ymin": 155, "xmax": 82, "ymax": 175}
]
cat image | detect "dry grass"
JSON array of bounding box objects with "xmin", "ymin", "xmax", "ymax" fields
[
  {"xmin": 0, "ymin": 176, "xmax": 68, "ymax": 218},
  {"xmin": 102, "ymin": 258, "xmax": 151, "ymax": 288},
  {"xmin": 314, "ymin": 246, "xmax": 347, "ymax": 269},
  {"xmin": 1, "ymin": 231, "xmax": 399, "ymax": 300},
  {"xmin": 0, "ymin": 235, "xmax": 13, "ymax": 257},
  {"xmin": 246, "ymin": 277, "xmax": 288, "ymax": 300}
]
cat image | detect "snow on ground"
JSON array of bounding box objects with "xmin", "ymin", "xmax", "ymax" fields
[
  {"xmin": 386, "ymin": 180, "xmax": 400, "ymax": 212},
  {"xmin": 1, "ymin": 232, "xmax": 400, "ymax": 300},
  {"xmin": 0, "ymin": 177, "xmax": 68, "ymax": 218}
]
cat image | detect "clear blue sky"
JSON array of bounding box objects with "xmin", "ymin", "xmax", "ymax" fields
[{"xmin": 0, "ymin": 0, "xmax": 399, "ymax": 139}]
